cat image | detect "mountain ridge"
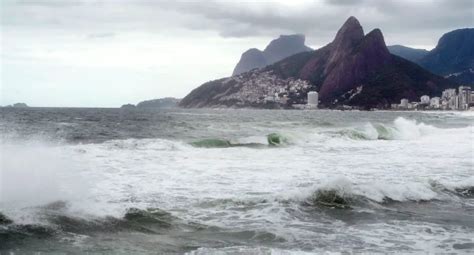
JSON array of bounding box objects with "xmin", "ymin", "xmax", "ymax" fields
[
  {"xmin": 181, "ymin": 17, "xmax": 454, "ymax": 109},
  {"xmin": 418, "ymin": 28, "xmax": 474, "ymax": 76},
  {"xmin": 387, "ymin": 45, "xmax": 429, "ymax": 62},
  {"xmin": 388, "ymin": 28, "xmax": 474, "ymax": 84}
]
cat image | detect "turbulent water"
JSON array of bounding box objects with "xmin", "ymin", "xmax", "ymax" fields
[{"xmin": 0, "ymin": 107, "xmax": 473, "ymax": 254}]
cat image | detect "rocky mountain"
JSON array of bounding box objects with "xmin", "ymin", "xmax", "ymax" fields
[
  {"xmin": 232, "ymin": 34, "xmax": 312, "ymax": 76},
  {"xmin": 181, "ymin": 17, "xmax": 454, "ymax": 109},
  {"xmin": 418, "ymin": 28, "xmax": 474, "ymax": 76},
  {"xmin": 387, "ymin": 45, "xmax": 428, "ymax": 62},
  {"xmin": 388, "ymin": 28, "xmax": 474, "ymax": 85}
]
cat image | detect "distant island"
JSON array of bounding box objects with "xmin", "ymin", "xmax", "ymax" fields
[
  {"xmin": 120, "ymin": 103, "xmax": 136, "ymax": 109},
  {"xmin": 121, "ymin": 97, "xmax": 181, "ymax": 109},
  {"xmin": 2, "ymin": 103, "xmax": 29, "ymax": 108}
]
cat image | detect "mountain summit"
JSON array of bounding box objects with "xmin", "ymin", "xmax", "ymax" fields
[
  {"xmin": 181, "ymin": 17, "xmax": 453, "ymax": 109},
  {"xmin": 297, "ymin": 18, "xmax": 391, "ymax": 99},
  {"xmin": 331, "ymin": 16, "xmax": 364, "ymax": 53},
  {"xmin": 232, "ymin": 34, "xmax": 312, "ymax": 76}
]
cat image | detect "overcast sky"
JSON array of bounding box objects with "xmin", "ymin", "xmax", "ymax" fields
[{"xmin": 1, "ymin": 0, "xmax": 473, "ymax": 107}]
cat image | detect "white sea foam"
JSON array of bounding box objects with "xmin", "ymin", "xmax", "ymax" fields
[
  {"xmin": 391, "ymin": 117, "xmax": 439, "ymax": 139},
  {"xmin": 186, "ymin": 246, "xmax": 317, "ymax": 255},
  {"xmin": 1, "ymin": 112, "xmax": 472, "ymax": 253},
  {"xmin": 334, "ymin": 117, "xmax": 443, "ymax": 141}
]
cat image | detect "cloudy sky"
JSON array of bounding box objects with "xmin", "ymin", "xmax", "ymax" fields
[{"xmin": 1, "ymin": 0, "xmax": 473, "ymax": 107}]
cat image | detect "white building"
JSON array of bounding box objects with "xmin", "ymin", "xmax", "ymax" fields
[
  {"xmin": 400, "ymin": 98, "xmax": 409, "ymax": 109},
  {"xmin": 455, "ymin": 95, "xmax": 461, "ymax": 110},
  {"xmin": 458, "ymin": 86, "xmax": 472, "ymax": 110},
  {"xmin": 442, "ymin": 89, "xmax": 456, "ymax": 100},
  {"xmin": 420, "ymin": 95, "xmax": 430, "ymax": 105},
  {"xmin": 430, "ymin": 97, "xmax": 440, "ymax": 108},
  {"xmin": 441, "ymin": 88, "xmax": 457, "ymax": 110},
  {"xmin": 307, "ymin": 91, "xmax": 319, "ymax": 107}
]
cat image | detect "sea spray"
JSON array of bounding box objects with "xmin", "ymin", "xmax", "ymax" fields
[
  {"xmin": 0, "ymin": 140, "xmax": 91, "ymax": 227},
  {"xmin": 391, "ymin": 117, "xmax": 438, "ymax": 140}
]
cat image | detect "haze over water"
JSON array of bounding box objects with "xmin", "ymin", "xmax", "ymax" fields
[{"xmin": 1, "ymin": 108, "xmax": 473, "ymax": 254}]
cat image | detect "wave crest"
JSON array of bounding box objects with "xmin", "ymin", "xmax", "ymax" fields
[
  {"xmin": 337, "ymin": 117, "xmax": 439, "ymax": 141},
  {"xmin": 190, "ymin": 133, "xmax": 290, "ymax": 148},
  {"xmin": 301, "ymin": 176, "xmax": 474, "ymax": 209}
]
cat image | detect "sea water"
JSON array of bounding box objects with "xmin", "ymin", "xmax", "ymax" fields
[{"xmin": 0, "ymin": 108, "xmax": 473, "ymax": 253}]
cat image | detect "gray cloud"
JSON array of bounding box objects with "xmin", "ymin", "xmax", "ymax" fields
[
  {"xmin": 87, "ymin": 32, "xmax": 116, "ymax": 39},
  {"xmin": 2, "ymin": 0, "xmax": 472, "ymax": 46},
  {"xmin": 325, "ymin": 0, "xmax": 366, "ymax": 6},
  {"xmin": 157, "ymin": 0, "xmax": 473, "ymax": 46},
  {"xmin": 1, "ymin": 0, "xmax": 473, "ymax": 107}
]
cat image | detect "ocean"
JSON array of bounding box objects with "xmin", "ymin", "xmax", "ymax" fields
[{"xmin": 0, "ymin": 107, "xmax": 473, "ymax": 254}]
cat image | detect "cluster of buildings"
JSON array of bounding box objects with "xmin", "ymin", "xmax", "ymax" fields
[
  {"xmin": 222, "ymin": 70, "xmax": 472, "ymax": 111},
  {"xmin": 393, "ymin": 86, "xmax": 473, "ymax": 111},
  {"xmin": 221, "ymin": 71, "xmax": 311, "ymax": 106}
]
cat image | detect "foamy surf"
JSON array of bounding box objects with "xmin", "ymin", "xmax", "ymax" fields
[
  {"xmin": 1, "ymin": 108, "xmax": 473, "ymax": 253},
  {"xmin": 332, "ymin": 117, "xmax": 443, "ymax": 140}
]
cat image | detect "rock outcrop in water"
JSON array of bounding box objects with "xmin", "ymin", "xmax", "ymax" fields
[
  {"xmin": 232, "ymin": 34, "xmax": 312, "ymax": 76},
  {"xmin": 181, "ymin": 17, "xmax": 453, "ymax": 109}
]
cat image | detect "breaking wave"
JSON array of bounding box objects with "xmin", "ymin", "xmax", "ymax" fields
[
  {"xmin": 190, "ymin": 177, "xmax": 474, "ymax": 211},
  {"xmin": 0, "ymin": 203, "xmax": 285, "ymax": 252},
  {"xmin": 0, "ymin": 204, "xmax": 196, "ymax": 247},
  {"xmin": 300, "ymin": 176, "xmax": 474, "ymax": 209},
  {"xmin": 335, "ymin": 117, "xmax": 440, "ymax": 140},
  {"xmin": 190, "ymin": 133, "xmax": 289, "ymax": 148}
]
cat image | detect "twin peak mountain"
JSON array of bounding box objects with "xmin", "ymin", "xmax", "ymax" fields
[{"xmin": 180, "ymin": 17, "xmax": 453, "ymax": 109}]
